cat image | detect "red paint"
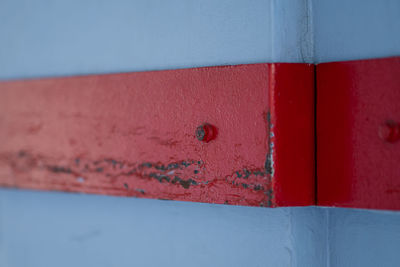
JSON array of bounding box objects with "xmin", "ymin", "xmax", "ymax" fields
[
  {"xmin": 269, "ymin": 64, "xmax": 315, "ymax": 206},
  {"xmin": 378, "ymin": 120, "xmax": 400, "ymax": 143},
  {"xmin": 195, "ymin": 123, "xmax": 217, "ymax": 143},
  {"xmin": 0, "ymin": 63, "xmax": 314, "ymax": 207},
  {"xmin": 317, "ymin": 57, "xmax": 400, "ymax": 210}
]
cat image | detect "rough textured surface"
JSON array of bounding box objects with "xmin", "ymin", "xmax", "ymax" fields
[
  {"xmin": 1, "ymin": 1, "xmax": 400, "ymax": 266},
  {"xmin": 0, "ymin": 63, "xmax": 315, "ymax": 207},
  {"xmin": 317, "ymin": 57, "xmax": 400, "ymax": 210}
]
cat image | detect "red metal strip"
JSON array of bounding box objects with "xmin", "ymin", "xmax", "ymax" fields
[
  {"xmin": 317, "ymin": 57, "xmax": 400, "ymax": 210},
  {"xmin": 0, "ymin": 63, "xmax": 314, "ymax": 207}
]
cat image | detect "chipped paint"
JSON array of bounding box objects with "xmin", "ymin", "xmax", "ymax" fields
[
  {"xmin": 0, "ymin": 150, "xmax": 273, "ymax": 206},
  {"xmin": 0, "ymin": 63, "xmax": 315, "ymax": 207},
  {"xmin": 265, "ymin": 111, "xmax": 275, "ymax": 177}
]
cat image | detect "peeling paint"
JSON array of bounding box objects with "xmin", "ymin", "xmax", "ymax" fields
[
  {"xmin": 265, "ymin": 111, "xmax": 275, "ymax": 177},
  {"xmin": 0, "ymin": 150, "xmax": 274, "ymax": 206},
  {"xmin": 0, "ymin": 63, "xmax": 315, "ymax": 207}
]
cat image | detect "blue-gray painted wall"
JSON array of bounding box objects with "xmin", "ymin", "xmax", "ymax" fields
[{"xmin": 0, "ymin": 189, "xmax": 325, "ymax": 267}]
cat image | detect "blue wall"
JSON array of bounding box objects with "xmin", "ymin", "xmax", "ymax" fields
[
  {"xmin": 0, "ymin": 0, "xmax": 400, "ymax": 266},
  {"xmin": 0, "ymin": 189, "xmax": 325, "ymax": 267},
  {"xmin": 327, "ymin": 208, "xmax": 400, "ymax": 267},
  {"xmin": 313, "ymin": 0, "xmax": 400, "ymax": 63},
  {"xmin": 0, "ymin": 0, "xmax": 314, "ymax": 80}
]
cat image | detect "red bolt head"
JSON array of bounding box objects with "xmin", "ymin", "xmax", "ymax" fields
[
  {"xmin": 379, "ymin": 120, "xmax": 400, "ymax": 143},
  {"xmin": 196, "ymin": 123, "xmax": 217, "ymax": 143}
]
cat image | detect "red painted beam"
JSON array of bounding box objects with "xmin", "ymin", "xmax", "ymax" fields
[
  {"xmin": 0, "ymin": 63, "xmax": 315, "ymax": 207},
  {"xmin": 317, "ymin": 57, "xmax": 400, "ymax": 210}
]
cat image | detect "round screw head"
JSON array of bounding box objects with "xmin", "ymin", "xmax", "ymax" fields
[
  {"xmin": 196, "ymin": 123, "xmax": 217, "ymax": 143},
  {"xmin": 379, "ymin": 120, "xmax": 400, "ymax": 143}
]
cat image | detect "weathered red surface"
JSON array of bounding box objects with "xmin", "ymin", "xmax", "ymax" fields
[
  {"xmin": 317, "ymin": 57, "xmax": 400, "ymax": 210},
  {"xmin": 0, "ymin": 63, "xmax": 315, "ymax": 207}
]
